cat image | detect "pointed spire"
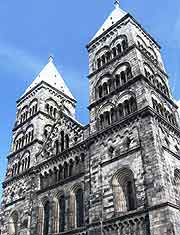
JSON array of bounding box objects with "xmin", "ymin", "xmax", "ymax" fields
[
  {"xmin": 48, "ymin": 55, "xmax": 54, "ymax": 63},
  {"xmin": 114, "ymin": 0, "xmax": 120, "ymax": 8},
  {"xmin": 90, "ymin": 0, "xmax": 127, "ymax": 42},
  {"xmin": 21, "ymin": 58, "xmax": 75, "ymax": 101}
]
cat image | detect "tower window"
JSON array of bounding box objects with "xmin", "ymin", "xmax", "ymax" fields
[
  {"xmin": 55, "ymin": 140, "xmax": 59, "ymax": 155},
  {"xmin": 43, "ymin": 201, "xmax": 50, "ymax": 235},
  {"xmin": 61, "ymin": 131, "xmax": 65, "ymax": 152},
  {"xmin": 115, "ymin": 74, "xmax": 120, "ymax": 88},
  {"xmin": 112, "ymin": 168, "xmax": 136, "ymax": 214},
  {"xmin": 98, "ymin": 85, "xmax": 103, "ymax": 98},
  {"xmin": 122, "ymin": 40, "xmax": 128, "ymax": 51},
  {"xmin": 97, "ymin": 58, "xmax": 101, "ymax": 68},
  {"xmin": 112, "ymin": 47, "xmax": 117, "ymax": 57},
  {"xmin": 117, "ymin": 44, "xmax": 122, "ymax": 54},
  {"xmin": 103, "ymin": 83, "xmax": 108, "ymax": 96},
  {"xmin": 59, "ymin": 195, "xmax": 66, "ymax": 232},
  {"xmin": 69, "ymin": 160, "xmax": 74, "ymax": 177},
  {"xmin": 127, "ymin": 181, "xmax": 136, "ymax": 211},
  {"xmin": 65, "ymin": 134, "xmax": 70, "ymax": 149},
  {"xmin": 76, "ymin": 189, "xmax": 84, "ymax": 227},
  {"xmin": 101, "ymin": 55, "xmax": 106, "ymax": 65},
  {"xmin": 121, "ymin": 71, "xmax": 126, "ymax": 85},
  {"xmin": 64, "ymin": 162, "xmax": 68, "ymax": 179},
  {"xmin": 105, "ymin": 51, "xmax": 111, "ymax": 62}
]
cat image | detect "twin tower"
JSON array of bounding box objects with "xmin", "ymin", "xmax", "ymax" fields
[{"xmin": 1, "ymin": 2, "xmax": 180, "ymax": 235}]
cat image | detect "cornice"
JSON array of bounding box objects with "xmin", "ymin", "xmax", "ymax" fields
[
  {"xmin": 4, "ymin": 106, "xmax": 180, "ymax": 188},
  {"xmin": 88, "ymin": 44, "xmax": 168, "ymax": 80},
  {"xmin": 101, "ymin": 145, "xmax": 141, "ymax": 167},
  {"xmin": 7, "ymin": 139, "xmax": 43, "ymax": 160},
  {"xmin": 36, "ymin": 172, "xmax": 85, "ymax": 195},
  {"xmin": 17, "ymin": 81, "xmax": 77, "ymax": 105},
  {"xmin": 88, "ymin": 45, "xmax": 135, "ymax": 79},
  {"xmin": 4, "ymin": 197, "xmax": 25, "ymax": 208},
  {"xmin": 87, "ymin": 13, "xmax": 160, "ymax": 50},
  {"xmin": 12, "ymin": 110, "xmax": 54, "ymax": 132},
  {"xmin": 88, "ymin": 74, "xmax": 177, "ymax": 110},
  {"xmin": 163, "ymin": 146, "xmax": 180, "ymax": 160}
]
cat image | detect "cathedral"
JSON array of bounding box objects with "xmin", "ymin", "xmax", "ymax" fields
[{"xmin": 1, "ymin": 1, "xmax": 180, "ymax": 235}]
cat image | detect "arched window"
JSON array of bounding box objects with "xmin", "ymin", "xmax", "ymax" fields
[
  {"xmin": 122, "ymin": 39, "xmax": 128, "ymax": 51},
  {"xmin": 105, "ymin": 51, "xmax": 111, "ymax": 62},
  {"xmin": 69, "ymin": 160, "xmax": 74, "ymax": 177},
  {"xmin": 55, "ymin": 140, "xmax": 59, "ymax": 155},
  {"xmin": 111, "ymin": 168, "xmax": 136, "ymax": 213},
  {"xmin": 65, "ymin": 134, "xmax": 70, "ymax": 149},
  {"xmin": 111, "ymin": 108, "xmax": 116, "ymax": 123},
  {"xmin": 54, "ymin": 108, "xmax": 57, "ymax": 119},
  {"xmin": 124, "ymin": 100, "xmax": 131, "ymax": 115},
  {"xmin": 27, "ymin": 155, "xmax": 30, "ymax": 168},
  {"xmin": 29, "ymin": 108, "xmax": 33, "ymax": 117},
  {"xmin": 97, "ymin": 58, "xmax": 101, "ymax": 69},
  {"xmin": 118, "ymin": 103, "xmax": 124, "ymax": 119},
  {"xmin": 43, "ymin": 201, "xmax": 50, "ymax": 235},
  {"xmin": 100, "ymin": 114, "xmax": 104, "ymax": 129},
  {"xmin": 103, "ymin": 83, "xmax": 108, "ymax": 96},
  {"xmin": 21, "ymin": 159, "xmax": 25, "ymax": 172},
  {"xmin": 126, "ymin": 181, "xmax": 136, "ymax": 210},
  {"xmin": 46, "ymin": 104, "xmax": 50, "ymax": 113},
  {"xmin": 112, "ymin": 176, "xmax": 126, "ymax": 213},
  {"xmin": 54, "ymin": 167, "xmax": 58, "ymax": 183},
  {"xmin": 115, "ymin": 74, "xmax": 120, "ymax": 88},
  {"xmin": 174, "ymin": 169, "xmax": 180, "ymax": 205},
  {"xmin": 75, "ymin": 189, "xmax": 84, "ymax": 227},
  {"xmin": 35, "ymin": 103, "xmax": 38, "ymax": 113},
  {"xmin": 98, "ymin": 85, "xmax": 103, "ymax": 98},
  {"xmin": 61, "ymin": 131, "xmax": 65, "ymax": 152},
  {"xmin": 58, "ymin": 165, "xmax": 63, "ymax": 182},
  {"xmin": 117, "ymin": 44, "xmax": 122, "ymax": 54},
  {"xmin": 129, "ymin": 97, "xmax": 137, "ymax": 113},
  {"xmin": 44, "ymin": 129, "xmax": 48, "ymax": 138},
  {"xmin": 8, "ymin": 211, "xmax": 18, "ymax": 235},
  {"xmin": 17, "ymin": 162, "xmax": 21, "ymax": 174},
  {"xmin": 59, "ymin": 195, "xmax": 66, "ymax": 232},
  {"xmin": 112, "ymin": 47, "xmax": 117, "ymax": 57},
  {"xmin": 105, "ymin": 111, "xmax": 110, "ymax": 126},
  {"xmin": 101, "ymin": 55, "xmax": 106, "ymax": 65},
  {"xmin": 51, "ymin": 199, "xmax": 59, "ymax": 234},
  {"xmin": 121, "ymin": 71, "xmax": 126, "ymax": 85},
  {"xmin": 64, "ymin": 162, "xmax": 68, "ymax": 179},
  {"xmin": 126, "ymin": 67, "xmax": 132, "ymax": 80},
  {"xmin": 108, "ymin": 79, "xmax": 113, "ymax": 92},
  {"xmin": 50, "ymin": 106, "xmax": 53, "ymax": 116}
]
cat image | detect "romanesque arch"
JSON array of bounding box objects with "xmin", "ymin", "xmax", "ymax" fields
[{"xmin": 111, "ymin": 168, "xmax": 136, "ymax": 214}]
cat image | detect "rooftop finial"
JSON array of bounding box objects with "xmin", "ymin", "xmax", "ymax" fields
[
  {"xmin": 48, "ymin": 55, "xmax": 54, "ymax": 63},
  {"xmin": 114, "ymin": 0, "xmax": 120, "ymax": 8}
]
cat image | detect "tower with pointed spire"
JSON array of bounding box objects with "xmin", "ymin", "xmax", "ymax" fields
[
  {"xmin": 86, "ymin": 2, "xmax": 180, "ymax": 235},
  {"xmin": 1, "ymin": 2, "xmax": 180, "ymax": 235}
]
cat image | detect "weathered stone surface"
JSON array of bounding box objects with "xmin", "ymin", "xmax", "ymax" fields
[{"xmin": 1, "ymin": 4, "xmax": 180, "ymax": 235}]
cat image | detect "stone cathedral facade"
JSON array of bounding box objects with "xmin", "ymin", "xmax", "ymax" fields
[{"xmin": 1, "ymin": 2, "xmax": 180, "ymax": 235}]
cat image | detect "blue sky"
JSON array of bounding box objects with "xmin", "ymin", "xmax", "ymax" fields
[{"xmin": 0, "ymin": 0, "xmax": 180, "ymax": 197}]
